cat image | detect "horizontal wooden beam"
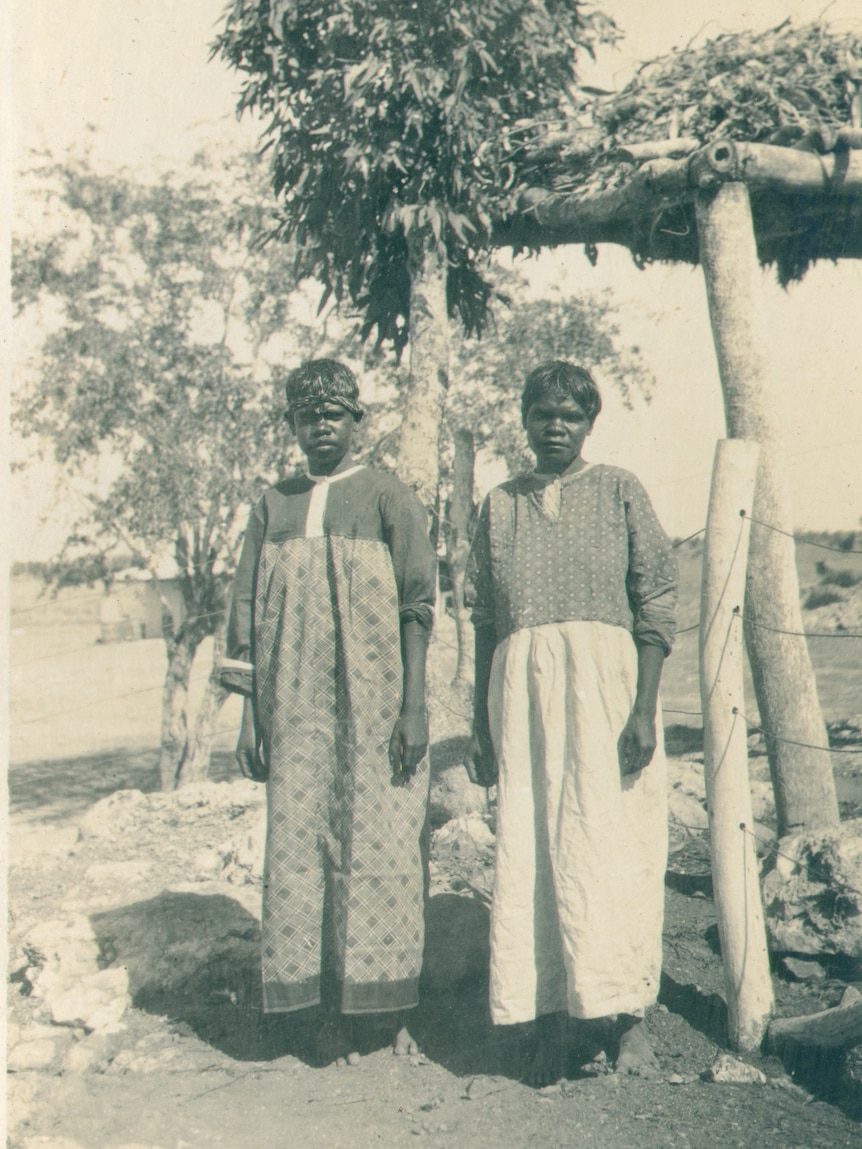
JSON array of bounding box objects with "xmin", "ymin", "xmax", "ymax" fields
[
  {"xmin": 766, "ymin": 986, "xmax": 862, "ymax": 1053},
  {"xmin": 496, "ymin": 140, "xmax": 862, "ymax": 252},
  {"xmin": 692, "ymin": 140, "xmax": 862, "ymax": 194}
]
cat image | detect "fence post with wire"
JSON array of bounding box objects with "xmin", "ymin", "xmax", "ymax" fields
[{"xmin": 699, "ymin": 438, "xmax": 774, "ymax": 1053}]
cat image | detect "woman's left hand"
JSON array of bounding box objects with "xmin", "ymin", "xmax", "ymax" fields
[
  {"xmin": 618, "ymin": 709, "xmax": 657, "ymax": 777},
  {"xmin": 389, "ymin": 709, "xmax": 428, "ymax": 782}
]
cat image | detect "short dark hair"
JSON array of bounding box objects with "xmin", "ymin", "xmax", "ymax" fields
[
  {"xmin": 284, "ymin": 358, "xmax": 362, "ymax": 418},
  {"xmin": 520, "ymin": 361, "xmax": 602, "ymax": 427}
]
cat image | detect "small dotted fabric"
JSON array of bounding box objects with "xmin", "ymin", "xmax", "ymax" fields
[{"xmin": 466, "ymin": 464, "xmax": 678, "ymax": 653}]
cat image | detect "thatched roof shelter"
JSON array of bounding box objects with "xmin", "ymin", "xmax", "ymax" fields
[
  {"xmin": 497, "ymin": 21, "xmax": 862, "ymax": 283},
  {"xmin": 491, "ymin": 22, "xmax": 862, "ymax": 917}
]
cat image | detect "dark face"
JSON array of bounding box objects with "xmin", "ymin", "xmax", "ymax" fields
[
  {"xmin": 525, "ymin": 393, "xmax": 593, "ymax": 474},
  {"xmin": 291, "ymin": 401, "xmax": 357, "ymax": 474}
]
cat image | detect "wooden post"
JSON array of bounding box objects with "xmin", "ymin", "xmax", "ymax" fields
[
  {"xmin": 700, "ymin": 438, "xmax": 773, "ymax": 1053},
  {"xmin": 695, "ymin": 181, "xmax": 839, "ymax": 837},
  {"xmin": 396, "ymin": 225, "xmax": 450, "ymax": 518}
]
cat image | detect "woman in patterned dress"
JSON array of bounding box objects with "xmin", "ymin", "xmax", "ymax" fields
[
  {"xmin": 464, "ymin": 361, "xmax": 678, "ymax": 1085},
  {"xmin": 226, "ymin": 360, "xmax": 436, "ymax": 1064}
]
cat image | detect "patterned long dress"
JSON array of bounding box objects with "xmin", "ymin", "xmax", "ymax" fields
[
  {"xmin": 228, "ymin": 464, "xmax": 436, "ymax": 1015},
  {"xmin": 466, "ymin": 463, "xmax": 678, "ymax": 1025}
]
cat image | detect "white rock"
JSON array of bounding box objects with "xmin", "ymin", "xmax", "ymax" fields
[
  {"xmin": 7, "ymin": 1038, "xmax": 59, "ymax": 1071},
  {"xmin": 6, "ymin": 1074, "xmax": 43, "ymax": 1137},
  {"xmin": 84, "ymin": 995, "xmax": 130, "ymax": 1033},
  {"xmin": 667, "ymin": 788, "xmax": 709, "ymax": 831},
  {"xmin": 430, "ymin": 765, "xmax": 489, "ymax": 825},
  {"xmin": 79, "ymin": 789, "xmax": 148, "ymax": 838},
  {"xmin": 65, "ymin": 1029, "xmax": 127, "ymax": 1074},
  {"xmin": 47, "ymin": 967, "xmax": 130, "ymax": 1029},
  {"xmin": 110, "ymin": 1045, "xmax": 183, "ymax": 1074},
  {"xmin": 748, "ymin": 780, "xmax": 776, "ymax": 823},
  {"xmin": 762, "ymin": 818, "xmax": 862, "ymax": 958},
  {"xmin": 174, "ymin": 779, "xmax": 264, "ymax": 812},
  {"xmin": 703, "ymin": 1053, "xmax": 767, "ymax": 1085},
  {"xmin": 193, "ymin": 848, "xmax": 228, "ymax": 878},
  {"xmin": 666, "ymin": 759, "xmax": 706, "ymax": 803},
  {"xmin": 233, "ymin": 813, "xmax": 266, "ymax": 879},
  {"xmin": 25, "ymin": 915, "xmax": 99, "ymax": 977},
  {"xmin": 433, "ymin": 815, "xmax": 495, "ymax": 854}
]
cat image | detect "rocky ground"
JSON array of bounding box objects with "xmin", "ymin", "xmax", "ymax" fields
[{"xmin": 7, "ymin": 705, "xmax": 862, "ymax": 1149}]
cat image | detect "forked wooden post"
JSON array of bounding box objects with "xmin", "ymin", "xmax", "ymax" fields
[
  {"xmin": 699, "ymin": 438, "xmax": 773, "ymax": 1052},
  {"xmin": 694, "ymin": 181, "xmax": 838, "ymax": 837}
]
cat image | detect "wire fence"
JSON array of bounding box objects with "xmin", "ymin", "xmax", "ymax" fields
[{"xmin": 9, "ymin": 514, "xmax": 862, "ymax": 756}]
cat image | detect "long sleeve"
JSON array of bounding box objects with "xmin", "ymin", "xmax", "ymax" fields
[
  {"xmin": 381, "ymin": 482, "xmax": 436, "ymax": 631},
  {"xmin": 623, "ymin": 477, "xmax": 678, "ymax": 654},
  {"xmin": 464, "ymin": 496, "xmax": 496, "ymax": 632},
  {"xmin": 226, "ymin": 498, "xmax": 267, "ymax": 663}
]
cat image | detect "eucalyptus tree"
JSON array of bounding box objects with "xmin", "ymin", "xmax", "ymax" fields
[
  {"xmin": 12, "ymin": 147, "xmax": 333, "ymax": 787},
  {"xmin": 214, "ymin": 0, "xmax": 618, "ymax": 510}
]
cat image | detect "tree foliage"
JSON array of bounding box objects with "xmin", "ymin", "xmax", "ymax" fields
[
  {"xmin": 533, "ymin": 21, "xmax": 862, "ymax": 201},
  {"xmin": 213, "ymin": 0, "xmax": 619, "ymax": 353},
  {"xmin": 14, "ymin": 149, "xmax": 294, "ymax": 606},
  {"xmin": 12, "ymin": 146, "xmax": 335, "ymax": 784},
  {"xmin": 448, "ymin": 269, "xmax": 651, "ymax": 477}
]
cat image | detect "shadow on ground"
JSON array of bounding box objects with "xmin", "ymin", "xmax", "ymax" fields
[
  {"xmin": 89, "ymin": 890, "xmax": 500, "ymax": 1070},
  {"xmin": 8, "ymin": 749, "xmax": 241, "ymax": 823}
]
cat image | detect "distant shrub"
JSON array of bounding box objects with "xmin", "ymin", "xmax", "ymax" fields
[
  {"xmin": 803, "ymin": 588, "xmax": 845, "ymax": 610},
  {"xmin": 820, "ymin": 569, "xmax": 862, "ymax": 589}
]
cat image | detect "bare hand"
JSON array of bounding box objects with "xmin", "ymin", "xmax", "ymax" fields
[
  {"xmin": 617, "ymin": 709, "xmax": 657, "ymax": 778},
  {"xmin": 236, "ymin": 699, "xmax": 268, "ymax": 782},
  {"xmin": 389, "ymin": 709, "xmax": 428, "ymax": 782},
  {"xmin": 464, "ymin": 728, "xmax": 498, "ymax": 788}
]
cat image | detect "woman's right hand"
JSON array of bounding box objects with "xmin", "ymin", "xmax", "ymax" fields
[
  {"xmin": 464, "ymin": 726, "xmax": 498, "ymax": 788},
  {"xmin": 236, "ymin": 698, "xmax": 268, "ymax": 782}
]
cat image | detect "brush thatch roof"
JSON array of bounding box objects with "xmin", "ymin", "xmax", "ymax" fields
[{"xmin": 498, "ymin": 21, "xmax": 862, "ymax": 282}]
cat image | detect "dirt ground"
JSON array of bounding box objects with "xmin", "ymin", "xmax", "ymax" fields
[
  {"xmin": 7, "ymin": 547, "xmax": 862, "ymax": 1149},
  {"xmin": 7, "ymin": 730, "xmax": 862, "ymax": 1149}
]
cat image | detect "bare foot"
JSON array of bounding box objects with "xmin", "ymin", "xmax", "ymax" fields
[
  {"xmin": 393, "ymin": 1025, "xmax": 420, "ymax": 1056},
  {"xmin": 316, "ymin": 1016, "xmax": 359, "ymax": 1068},
  {"xmin": 524, "ymin": 1014, "xmax": 565, "ymax": 1088},
  {"xmin": 614, "ymin": 1017, "xmax": 659, "ymax": 1077}
]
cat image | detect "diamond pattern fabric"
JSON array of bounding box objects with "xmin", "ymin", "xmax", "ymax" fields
[{"xmin": 228, "ymin": 467, "xmax": 435, "ymax": 1015}]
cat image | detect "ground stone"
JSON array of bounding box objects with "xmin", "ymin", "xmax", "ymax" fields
[
  {"xmin": 230, "ymin": 811, "xmax": 266, "ymax": 881},
  {"xmin": 7, "ymin": 1038, "xmax": 60, "ymax": 1071},
  {"xmin": 762, "ymin": 818, "xmax": 862, "ymax": 960},
  {"xmin": 45, "ymin": 967, "xmax": 130, "ymax": 1029},
  {"xmin": 25, "ymin": 915, "xmax": 100, "ymax": 977},
  {"xmin": 429, "ymin": 765, "xmax": 489, "ymax": 826},
  {"xmin": 79, "ymin": 789, "xmax": 149, "ymax": 838},
  {"xmin": 432, "ymin": 815, "xmax": 495, "ymax": 858},
  {"xmin": 703, "ymin": 1053, "xmax": 767, "ymax": 1085},
  {"xmin": 64, "ymin": 1029, "xmax": 128, "ymax": 1074}
]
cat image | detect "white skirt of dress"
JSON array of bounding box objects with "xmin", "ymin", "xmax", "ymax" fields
[{"xmin": 487, "ymin": 620, "xmax": 668, "ymax": 1024}]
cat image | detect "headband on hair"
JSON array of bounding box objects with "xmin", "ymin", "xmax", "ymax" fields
[{"xmin": 284, "ymin": 360, "xmax": 364, "ymax": 420}]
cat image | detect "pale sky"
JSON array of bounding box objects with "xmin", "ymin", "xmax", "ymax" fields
[{"xmin": 8, "ymin": 0, "xmax": 862, "ymax": 556}]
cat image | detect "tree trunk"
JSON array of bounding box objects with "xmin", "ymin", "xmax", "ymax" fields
[
  {"xmin": 180, "ymin": 615, "xmax": 229, "ymax": 785},
  {"xmin": 699, "ymin": 439, "xmax": 773, "ymax": 1053},
  {"xmin": 158, "ymin": 630, "xmax": 197, "ymax": 791},
  {"xmin": 396, "ymin": 226, "xmax": 450, "ymax": 517},
  {"xmin": 695, "ymin": 181, "xmax": 839, "ymax": 836},
  {"xmin": 442, "ymin": 427, "xmax": 477, "ymax": 684}
]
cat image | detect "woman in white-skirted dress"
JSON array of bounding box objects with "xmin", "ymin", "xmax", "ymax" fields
[{"xmin": 464, "ymin": 361, "xmax": 678, "ymax": 1085}]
